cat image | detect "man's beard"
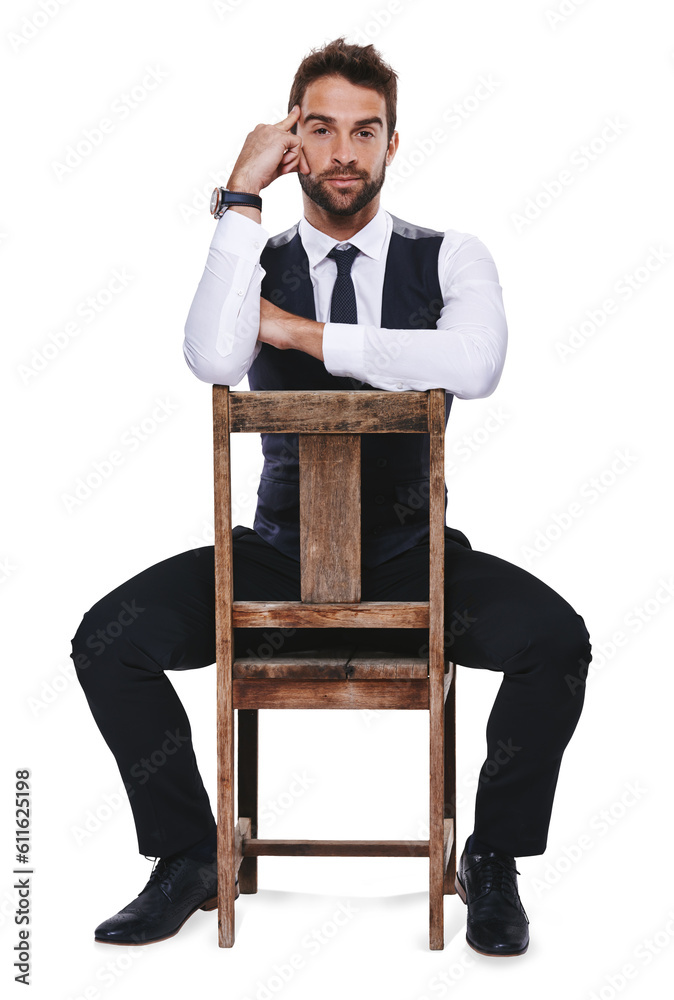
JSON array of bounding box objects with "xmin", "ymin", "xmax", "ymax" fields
[{"xmin": 298, "ymin": 155, "xmax": 387, "ymax": 216}]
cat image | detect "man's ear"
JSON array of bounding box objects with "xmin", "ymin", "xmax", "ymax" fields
[{"xmin": 386, "ymin": 130, "xmax": 399, "ymax": 166}]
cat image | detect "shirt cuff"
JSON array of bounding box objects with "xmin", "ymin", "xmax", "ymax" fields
[
  {"xmin": 322, "ymin": 322, "xmax": 367, "ymax": 380},
  {"xmin": 210, "ymin": 209, "xmax": 269, "ymax": 263}
]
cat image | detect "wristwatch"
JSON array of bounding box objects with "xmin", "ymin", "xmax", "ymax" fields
[{"xmin": 210, "ymin": 187, "xmax": 262, "ymax": 219}]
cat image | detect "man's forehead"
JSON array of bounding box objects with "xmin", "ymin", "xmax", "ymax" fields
[
  {"xmin": 301, "ymin": 76, "xmax": 385, "ymax": 120},
  {"xmin": 302, "ymin": 110, "xmax": 385, "ymax": 129}
]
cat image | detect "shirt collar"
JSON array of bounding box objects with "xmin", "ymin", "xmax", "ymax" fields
[{"xmin": 299, "ymin": 202, "xmax": 389, "ymax": 270}]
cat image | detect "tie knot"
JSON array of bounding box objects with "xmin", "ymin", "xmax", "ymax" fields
[{"xmin": 327, "ymin": 244, "xmax": 360, "ymax": 274}]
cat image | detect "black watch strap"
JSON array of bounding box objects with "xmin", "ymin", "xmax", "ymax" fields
[{"xmin": 211, "ymin": 187, "xmax": 262, "ymax": 219}]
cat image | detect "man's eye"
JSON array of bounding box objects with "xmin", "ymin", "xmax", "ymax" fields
[{"xmin": 312, "ymin": 128, "xmax": 375, "ymax": 138}]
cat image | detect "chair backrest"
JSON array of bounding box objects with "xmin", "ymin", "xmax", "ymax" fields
[
  {"xmin": 214, "ymin": 384, "xmax": 445, "ymax": 595},
  {"xmin": 213, "ymin": 386, "xmax": 446, "ymax": 609}
]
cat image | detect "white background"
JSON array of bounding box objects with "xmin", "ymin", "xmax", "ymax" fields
[{"xmin": 2, "ymin": 0, "xmax": 674, "ymax": 997}]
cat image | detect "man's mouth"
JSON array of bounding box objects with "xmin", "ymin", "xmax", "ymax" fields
[{"xmin": 326, "ymin": 177, "xmax": 361, "ymax": 187}]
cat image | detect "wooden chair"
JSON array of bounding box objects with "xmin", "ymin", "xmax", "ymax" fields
[{"xmin": 212, "ymin": 385, "xmax": 457, "ymax": 950}]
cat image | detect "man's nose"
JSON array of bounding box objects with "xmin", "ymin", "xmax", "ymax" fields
[{"xmin": 333, "ymin": 143, "xmax": 357, "ymax": 166}]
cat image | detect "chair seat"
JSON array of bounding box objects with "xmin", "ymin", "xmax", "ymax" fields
[
  {"xmin": 231, "ymin": 647, "xmax": 454, "ymax": 711},
  {"xmin": 232, "ymin": 646, "xmax": 434, "ymax": 680}
]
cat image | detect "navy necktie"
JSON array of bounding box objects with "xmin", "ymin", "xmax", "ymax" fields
[{"xmin": 327, "ymin": 245, "xmax": 359, "ymax": 324}]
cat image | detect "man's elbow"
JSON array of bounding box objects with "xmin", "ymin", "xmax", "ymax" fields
[
  {"xmin": 447, "ymin": 348, "xmax": 505, "ymax": 399},
  {"xmin": 183, "ymin": 341, "xmax": 230, "ymax": 386},
  {"xmin": 463, "ymin": 366, "xmax": 503, "ymax": 400}
]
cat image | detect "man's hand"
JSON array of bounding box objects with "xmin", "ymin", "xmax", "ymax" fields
[
  {"xmin": 227, "ymin": 105, "xmax": 310, "ymax": 195},
  {"xmin": 258, "ymin": 297, "xmax": 325, "ymax": 361}
]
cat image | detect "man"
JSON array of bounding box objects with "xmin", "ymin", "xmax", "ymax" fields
[{"xmin": 71, "ymin": 37, "xmax": 591, "ymax": 956}]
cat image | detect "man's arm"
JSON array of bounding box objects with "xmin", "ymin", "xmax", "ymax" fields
[
  {"xmin": 257, "ymin": 233, "xmax": 507, "ymax": 397},
  {"xmin": 257, "ymin": 297, "xmax": 325, "ymax": 360},
  {"xmin": 183, "ymin": 210, "xmax": 270, "ymax": 386},
  {"xmin": 186, "ymin": 225, "xmax": 506, "ymax": 395},
  {"xmin": 319, "ymin": 233, "xmax": 507, "ymax": 398},
  {"xmin": 183, "ymin": 105, "xmax": 310, "ymax": 386}
]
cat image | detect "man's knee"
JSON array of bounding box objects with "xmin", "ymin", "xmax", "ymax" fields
[
  {"xmin": 70, "ymin": 596, "xmax": 148, "ymax": 685},
  {"xmin": 522, "ymin": 604, "xmax": 592, "ymax": 697},
  {"xmin": 70, "ymin": 617, "xmax": 91, "ymax": 682},
  {"xmin": 557, "ymin": 612, "xmax": 592, "ymax": 698},
  {"xmin": 548, "ymin": 607, "xmax": 592, "ymax": 666}
]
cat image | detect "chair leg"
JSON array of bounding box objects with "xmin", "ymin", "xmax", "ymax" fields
[
  {"xmin": 444, "ymin": 665, "xmax": 457, "ymax": 895},
  {"xmin": 237, "ymin": 709, "xmax": 259, "ymax": 893},
  {"xmin": 217, "ymin": 693, "xmax": 236, "ymax": 947},
  {"xmin": 429, "ymin": 668, "xmax": 445, "ymax": 950}
]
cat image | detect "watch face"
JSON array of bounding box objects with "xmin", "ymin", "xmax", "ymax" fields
[{"xmin": 210, "ymin": 188, "xmax": 221, "ymax": 216}]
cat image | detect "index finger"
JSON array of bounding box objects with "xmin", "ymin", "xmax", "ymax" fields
[{"xmin": 275, "ymin": 104, "xmax": 302, "ymax": 130}]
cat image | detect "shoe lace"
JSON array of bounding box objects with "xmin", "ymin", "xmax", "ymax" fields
[
  {"xmin": 467, "ymin": 854, "xmax": 529, "ymax": 921},
  {"xmin": 142, "ymin": 851, "xmax": 236, "ymax": 898},
  {"xmin": 142, "ymin": 854, "xmax": 185, "ymax": 897}
]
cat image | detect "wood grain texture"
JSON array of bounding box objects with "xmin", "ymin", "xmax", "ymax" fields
[
  {"xmin": 299, "ymin": 433, "xmax": 360, "ymax": 602},
  {"xmin": 213, "ymin": 385, "xmax": 456, "ymax": 950},
  {"xmin": 241, "ymin": 839, "xmax": 432, "ymax": 857},
  {"xmin": 228, "ymin": 389, "xmax": 429, "ymax": 433},
  {"xmin": 428, "ymin": 388, "xmax": 447, "ymax": 949},
  {"xmin": 232, "ymin": 653, "xmax": 430, "ymax": 680},
  {"xmin": 233, "ymin": 657, "xmax": 351, "ymax": 680},
  {"xmin": 232, "ymin": 678, "xmax": 429, "ymax": 710},
  {"xmin": 231, "ymin": 600, "xmax": 429, "ymax": 628},
  {"xmin": 345, "ymin": 656, "xmax": 430, "ymax": 679},
  {"xmin": 213, "ymin": 385, "xmax": 237, "ymax": 948}
]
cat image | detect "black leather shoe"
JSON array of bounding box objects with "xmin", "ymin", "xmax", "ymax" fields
[
  {"xmin": 94, "ymin": 853, "xmax": 239, "ymax": 945},
  {"xmin": 455, "ymin": 849, "xmax": 529, "ymax": 957}
]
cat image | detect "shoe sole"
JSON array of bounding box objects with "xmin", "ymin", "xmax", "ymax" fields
[
  {"xmin": 455, "ymin": 873, "xmax": 529, "ymax": 958},
  {"xmin": 94, "ymin": 885, "xmax": 239, "ymax": 946}
]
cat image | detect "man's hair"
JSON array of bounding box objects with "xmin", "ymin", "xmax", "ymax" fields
[{"xmin": 288, "ymin": 36, "xmax": 398, "ymax": 144}]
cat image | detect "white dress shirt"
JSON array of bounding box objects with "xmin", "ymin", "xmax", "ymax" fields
[{"xmin": 183, "ymin": 202, "xmax": 507, "ymax": 398}]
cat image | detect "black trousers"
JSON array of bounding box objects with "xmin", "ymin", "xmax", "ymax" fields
[{"xmin": 70, "ymin": 525, "xmax": 591, "ymax": 860}]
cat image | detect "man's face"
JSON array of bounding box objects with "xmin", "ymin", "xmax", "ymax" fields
[{"xmin": 296, "ymin": 74, "xmax": 398, "ymax": 216}]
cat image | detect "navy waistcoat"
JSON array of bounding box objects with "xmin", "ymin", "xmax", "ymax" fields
[{"xmin": 248, "ymin": 213, "xmax": 455, "ymax": 569}]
